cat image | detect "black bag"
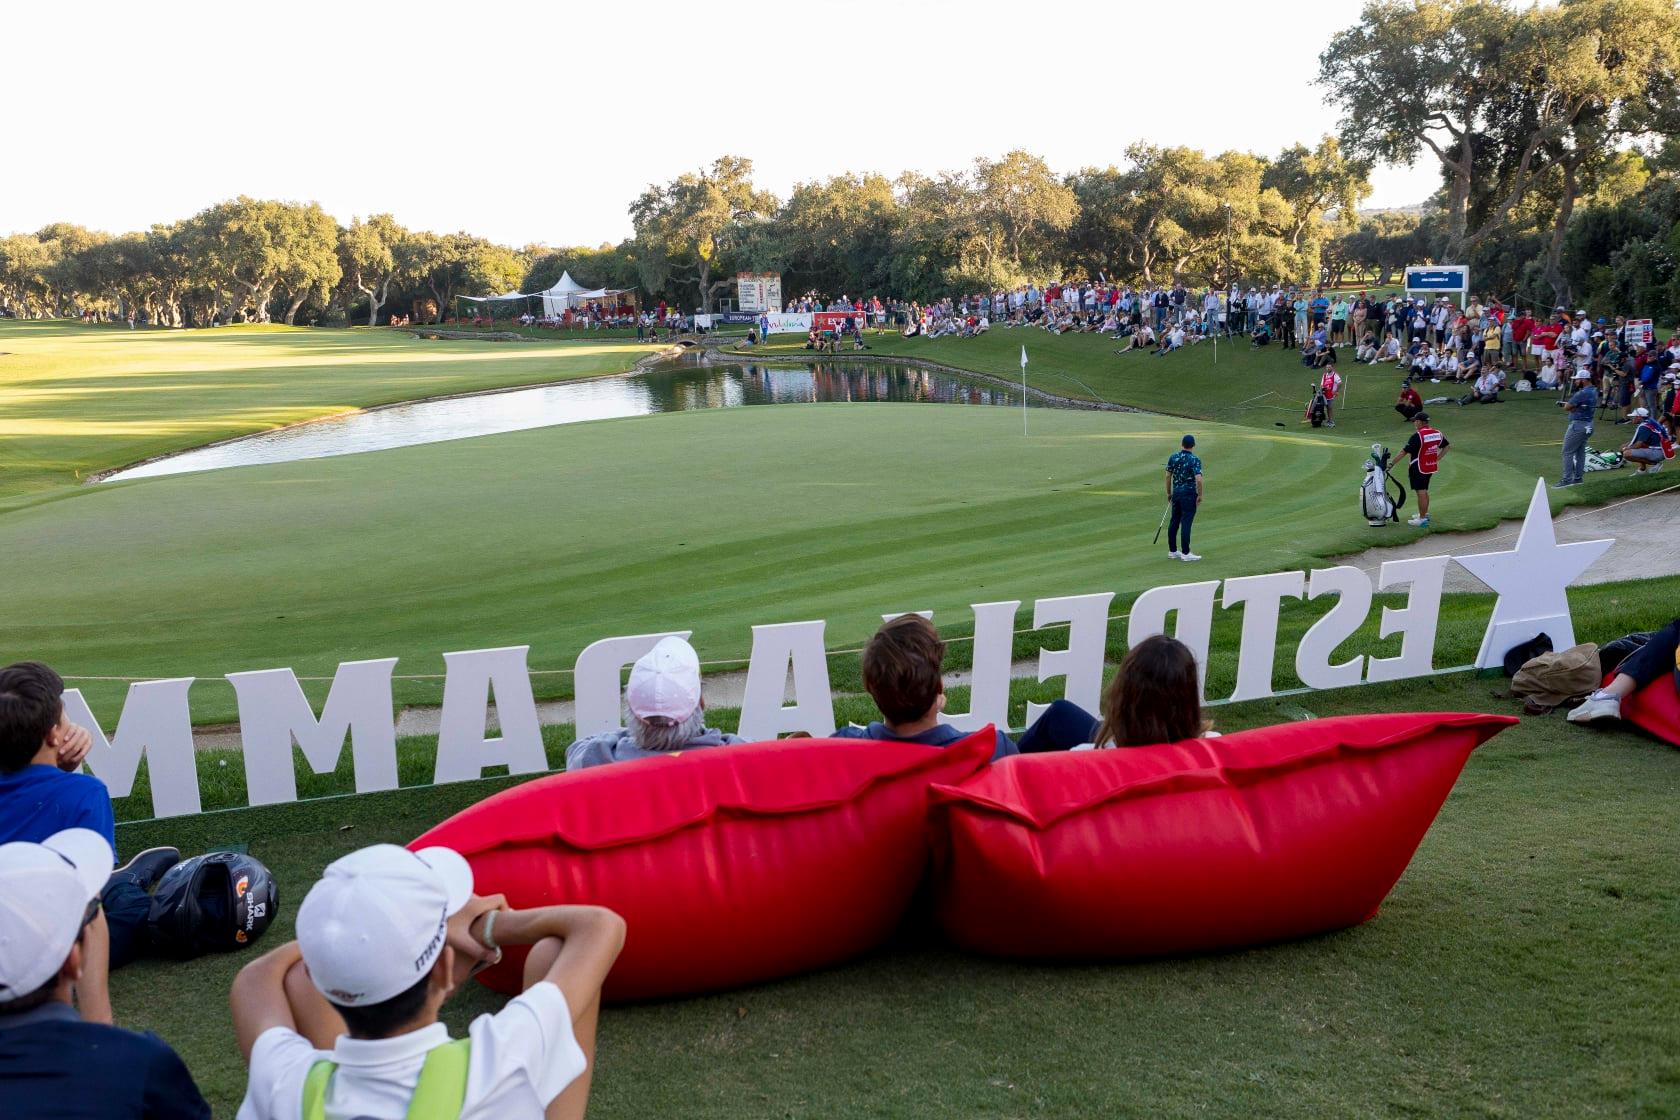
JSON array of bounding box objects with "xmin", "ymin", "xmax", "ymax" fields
[
  {"xmin": 1502, "ymin": 632, "xmax": 1554, "ymax": 677},
  {"xmin": 146, "ymin": 851, "xmax": 279, "ymax": 959}
]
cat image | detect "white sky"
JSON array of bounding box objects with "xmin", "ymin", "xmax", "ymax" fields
[{"xmin": 4, "ymin": 0, "xmax": 1440, "ymax": 248}]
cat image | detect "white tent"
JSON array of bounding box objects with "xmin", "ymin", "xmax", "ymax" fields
[
  {"xmin": 538, "ymin": 272, "xmax": 590, "ymax": 317},
  {"xmin": 459, "ymin": 290, "xmax": 528, "ymax": 303},
  {"xmin": 536, "ymin": 272, "xmax": 634, "ymax": 316}
]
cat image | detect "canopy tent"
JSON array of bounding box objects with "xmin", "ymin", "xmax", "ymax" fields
[
  {"xmin": 536, "ymin": 272, "xmax": 636, "ymax": 316},
  {"xmin": 458, "ymin": 290, "xmax": 529, "ymax": 303}
]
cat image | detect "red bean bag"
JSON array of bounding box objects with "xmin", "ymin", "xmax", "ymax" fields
[
  {"xmin": 927, "ymin": 712, "xmax": 1516, "ymax": 959},
  {"xmin": 411, "ymin": 731, "xmax": 995, "ymax": 1001},
  {"xmin": 1612, "ymin": 674, "xmax": 1680, "ymax": 747}
]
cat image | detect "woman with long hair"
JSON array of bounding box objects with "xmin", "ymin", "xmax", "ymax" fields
[{"xmin": 1016, "ymin": 635, "xmax": 1211, "ymax": 752}]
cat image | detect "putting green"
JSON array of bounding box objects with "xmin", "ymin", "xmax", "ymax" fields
[{"xmin": 0, "ymin": 399, "xmax": 1536, "ymax": 723}]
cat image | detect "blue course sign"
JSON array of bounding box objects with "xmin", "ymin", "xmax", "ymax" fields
[{"xmin": 1405, "ymin": 265, "xmax": 1468, "ymax": 291}]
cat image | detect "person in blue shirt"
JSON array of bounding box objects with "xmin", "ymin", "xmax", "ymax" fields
[
  {"xmin": 1165, "ymin": 434, "xmax": 1204, "ymax": 562},
  {"xmin": 832, "ymin": 614, "xmax": 1016, "ymax": 760},
  {"xmin": 0, "ymin": 662, "xmax": 179, "ymax": 977},
  {"xmin": 0, "ymin": 830, "xmax": 211, "ymax": 1120}
]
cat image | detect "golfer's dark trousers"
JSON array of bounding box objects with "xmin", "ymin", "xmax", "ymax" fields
[
  {"xmin": 1016, "ymin": 699, "xmax": 1100, "ymax": 753},
  {"xmin": 1396, "ymin": 403, "xmax": 1422, "ymax": 421},
  {"xmin": 1613, "ymin": 620, "xmax": 1680, "ymax": 687},
  {"xmin": 1168, "ymin": 491, "xmax": 1197, "ymax": 553},
  {"xmin": 101, "ymin": 872, "xmax": 153, "ymax": 968}
]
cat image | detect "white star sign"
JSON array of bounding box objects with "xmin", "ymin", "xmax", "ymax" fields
[{"xmin": 1453, "ymin": 478, "xmax": 1613, "ymax": 669}]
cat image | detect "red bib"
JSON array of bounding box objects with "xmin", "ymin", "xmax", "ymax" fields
[{"xmin": 1416, "ymin": 427, "xmax": 1443, "ymax": 474}]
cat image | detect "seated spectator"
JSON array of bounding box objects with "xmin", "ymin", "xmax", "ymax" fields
[
  {"xmin": 1154, "ymin": 324, "xmax": 1186, "ymax": 355},
  {"xmin": 1568, "ymin": 618, "xmax": 1680, "ymax": 724},
  {"xmin": 1015, "ymin": 635, "xmax": 1212, "ymax": 752},
  {"xmin": 1461, "ymin": 367, "xmax": 1503, "ymax": 405},
  {"xmin": 1621, "ymin": 408, "xmax": 1670, "ymax": 473},
  {"xmin": 0, "ymin": 662, "xmax": 200, "ymax": 1010},
  {"xmin": 833, "ymin": 615, "xmax": 1016, "ymax": 760},
  {"xmin": 0, "ymin": 829, "xmax": 211, "ymax": 1119},
  {"xmin": 565, "ymin": 638, "xmax": 744, "ymax": 769},
  {"xmin": 1250, "ymin": 319, "xmax": 1271, "ymax": 347},
  {"xmin": 1356, "ymin": 330, "xmax": 1377, "ymax": 363},
  {"xmin": 1373, "ymin": 334, "xmax": 1402, "ymax": 363},
  {"xmin": 230, "ymin": 845, "xmax": 625, "ymax": 1120}
]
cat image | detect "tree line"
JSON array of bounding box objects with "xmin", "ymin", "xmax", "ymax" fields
[{"xmin": 3, "ymin": 0, "xmax": 1677, "ymax": 327}]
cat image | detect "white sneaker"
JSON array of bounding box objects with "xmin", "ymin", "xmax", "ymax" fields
[
  {"xmin": 1650, "ymin": 462, "xmax": 1664, "ymax": 474},
  {"xmin": 1180, "ymin": 552, "xmax": 1202, "ymax": 562},
  {"xmin": 1406, "ymin": 515, "xmax": 1427, "ymax": 526},
  {"xmin": 1566, "ymin": 694, "xmax": 1622, "ymax": 723},
  {"xmin": 1168, "ymin": 550, "xmax": 1181, "ymax": 559}
]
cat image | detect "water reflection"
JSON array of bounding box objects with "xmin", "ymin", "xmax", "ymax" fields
[{"xmin": 103, "ymin": 359, "xmax": 1025, "ymax": 481}]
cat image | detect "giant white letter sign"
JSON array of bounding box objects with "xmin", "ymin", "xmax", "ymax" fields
[
  {"xmin": 62, "ymin": 679, "xmax": 200, "ymax": 818},
  {"xmin": 1295, "ymin": 566, "xmax": 1374, "ymax": 690},
  {"xmin": 572, "ymin": 630, "xmax": 693, "ymax": 738},
  {"xmin": 433, "ymin": 646, "xmax": 548, "ymax": 783},
  {"xmin": 737, "ymin": 621, "xmax": 836, "ymax": 740},
  {"xmin": 944, "ymin": 601, "xmax": 1021, "ymax": 734},
  {"xmin": 227, "ymin": 659, "xmax": 400, "ymax": 806},
  {"xmin": 1365, "ymin": 556, "xmax": 1450, "ymax": 683},
  {"xmin": 1221, "ymin": 571, "xmax": 1307, "ymax": 702},
  {"xmin": 1127, "ymin": 581, "xmax": 1220, "ymax": 697},
  {"xmin": 1026, "ymin": 593, "xmax": 1116, "ymax": 725}
]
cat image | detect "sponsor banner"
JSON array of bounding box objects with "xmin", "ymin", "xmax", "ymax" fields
[
  {"xmin": 1626, "ymin": 318, "xmax": 1653, "ymax": 347},
  {"xmin": 813, "ymin": 311, "xmax": 859, "ymax": 334},
  {"xmin": 762, "ymin": 312, "xmax": 813, "ymax": 334}
]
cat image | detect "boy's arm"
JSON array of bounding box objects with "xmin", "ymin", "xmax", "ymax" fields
[
  {"xmin": 474, "ymin": 906, "xmax": 626, "ymax": 1024},
  {"xmin": 231, "ymin": 941, "xmax": 304, "ymax": 1062},
  {"xmin": 77, "ymin": 909, "xmax": 113, "ymax": 1025}
]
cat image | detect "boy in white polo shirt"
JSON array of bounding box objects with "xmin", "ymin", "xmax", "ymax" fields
[{"xmin": 231, "ymin": 844, "xmax": 624, "ymax": 1120}]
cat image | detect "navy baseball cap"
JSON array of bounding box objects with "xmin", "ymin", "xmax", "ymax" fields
[{"xmin": 1182, "ymin": 434, "xmax": 1196, "ymax": 448}]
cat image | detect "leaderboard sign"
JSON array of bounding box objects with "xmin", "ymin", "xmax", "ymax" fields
[
  {"xmin": 736, "ymin": 272, "xmax": 782, "ymax": 313},
  {"xmin": 1404, "ymin": 264, "xmax": 1469, "ymax": 303}
]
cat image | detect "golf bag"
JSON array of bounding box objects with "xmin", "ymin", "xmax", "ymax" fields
[
  {"xmin": 1361, "ymin": 444, "xmax": 1407, "ymax": 526},
  {"xmin": 1306, "ymin": 385, "xmax": 1328, "ymax": 428},
  {"xmin": 1584, "ymin": 446, "xmax": 1625, "ymax": 473},
  {"xmin": 146, "ymin": 851, "xmax": 278, "ymax": 959}
]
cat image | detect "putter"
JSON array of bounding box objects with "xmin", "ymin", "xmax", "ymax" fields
[{"xmin": 1152, "ymin": 504, "xmax": 1170, "ymax": 544}]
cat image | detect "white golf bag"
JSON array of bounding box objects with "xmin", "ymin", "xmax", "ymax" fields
[{"xmin": 1361, "ymin": 444, "xmax": 1406, "ymax": 526}]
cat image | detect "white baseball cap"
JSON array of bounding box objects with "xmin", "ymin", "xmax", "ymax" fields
[
  {"xmin": 297, "ymin": 844, "xmax": 473, "ymax": 1007},
  {"xmin": 1573, "ymin": 369, "xmax": 1593, "ymax": 379},
  {"xmin": 0, "ymin": 829, "xmax": 113, "ymax": 1000},
  {"xmin": 626, "ymin": 636, "xmax": 702, "ymax": 723},
  {"xmin": 1631, "ymin": 407, "xmax": 1650, "ymax": 418}
]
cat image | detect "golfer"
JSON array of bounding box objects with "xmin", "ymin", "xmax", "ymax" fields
[
  {"xmin": 1394, "ymin": 412, "xmax": 1448, "ymax": 530},
  {"xmin": 1555, "ymin": 368, "xmax": 1598, "ymax": 488},
  {"xmin": 1164, "ymin": 434, "xmax": 1203, "ymax": 562}
]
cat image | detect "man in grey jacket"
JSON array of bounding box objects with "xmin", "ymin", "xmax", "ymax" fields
[{"xmin": 564, "ymin": 637, "xmax": 746, "ymax": 769}]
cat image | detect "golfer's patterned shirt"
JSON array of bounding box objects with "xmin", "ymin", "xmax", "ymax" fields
[{"xmin": 1167, "ymin": 450, "xmax": 1202, "ymax": 494}]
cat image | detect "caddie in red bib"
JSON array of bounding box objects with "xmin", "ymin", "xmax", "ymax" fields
[
  {"xmin": 1319, "ymin": 366, "xmax": 1344, "ymax": 427},
  {"xmin": 1396, "ymin": 412, "xmax": 1449, "ymax": 529}
]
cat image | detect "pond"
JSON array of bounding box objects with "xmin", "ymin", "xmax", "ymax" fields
[{"xmin": 101, "ymin": 357, "xmax": 1031, "ymax": 482}]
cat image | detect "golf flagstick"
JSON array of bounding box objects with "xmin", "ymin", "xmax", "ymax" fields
[{"xmin": 1020, "ymin": 345, "xmax": 1028, "ymax": 436}]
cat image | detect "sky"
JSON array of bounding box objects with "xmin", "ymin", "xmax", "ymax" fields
[{"xmin": 4, "ymin": 0, "xmax": 1441, "ymax": 248}]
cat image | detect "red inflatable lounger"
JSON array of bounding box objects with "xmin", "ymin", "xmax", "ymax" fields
[
  {"xmin": 927, "ymin": 712, "xmax": 1515, "ymax": 959},
  {"xmin": 412, "ymin": 730, "xmax": 995, "ymax": 1001},
  {"xmin": 1608, "ymin": 674, "xmax": 1680, "ymax": 747}
]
